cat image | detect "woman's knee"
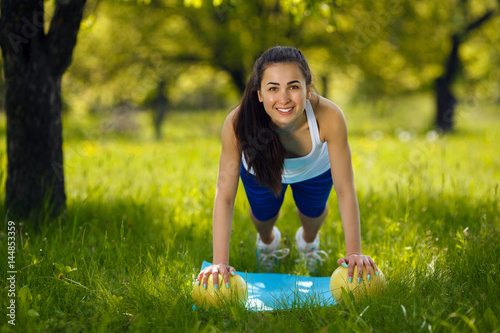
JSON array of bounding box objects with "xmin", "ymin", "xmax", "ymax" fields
[
  {"xmin": 251, "ymin": 209, "xmax": 280, "ymax": 224},
  {"xmin": 297, "ymin": 204, "xmax": 329, "ymax": 220}
]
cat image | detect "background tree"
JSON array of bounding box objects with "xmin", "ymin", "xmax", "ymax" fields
[
  {"xmin": 182, "ymin": 0, "xmax": 302, "ymax": 93},
  {"xmin": 182, "ymin": 0, "xmax": 339, "ymax": 94},
  {"xmin": 434, "ymin": 0, "xmax": 499, "ymax": 131},
  {"xmin": 330, "ymin": 0, "xmax": 499, "ymax": 129},
  {"xmin": 65, "ymin": 0, "xmax": 210, "ymax": 136},
  {"xmin": 63, "ymin": 0, "xmax": 337, "ymax": 129},
  {"xmin": 0, "ymin": 0, "xmax": 86, "ymax": 221}
]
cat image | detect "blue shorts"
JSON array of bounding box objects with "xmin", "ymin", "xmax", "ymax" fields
[{"xmin": 240, "ymin": 164, "xmax": 333, "ymax": 221}]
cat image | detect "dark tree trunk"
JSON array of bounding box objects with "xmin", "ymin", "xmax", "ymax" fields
[
  {"xmin": 320, "ymin": 74, "xmax": 329, "ymax": 99},
  {"xmin": 435, "ymin": 76, "xmax": 458, "ymax": 131},
  {"xmin": 228, "ymin": 68, "xmax": 247, "ymax": 95},
  {"xmin": 5, "ymin": 51, "xmax": 67, "ymax": 217},
  {"xmin": 434, "ymin": 5, "xmax": 496, "ymax": 131},
  {"xmin": 154, "ymin": 80, "xmax": 169, "ymax": 140},
  {"xmin": 0, "ymin": 0, "xmax": 86, "ymax": 221},
  {"xmin": 435, "ymin": 35, "xmax": 459, "ymax": 132}
]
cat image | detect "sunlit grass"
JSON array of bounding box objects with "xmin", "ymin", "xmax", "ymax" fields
[{"xmin": 0, "ymin": 96, "xmax": 499, "ymax": 332}]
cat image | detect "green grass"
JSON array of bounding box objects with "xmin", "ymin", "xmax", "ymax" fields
[{"xmin": 0, "ymin": 94, "xmax": 499, "ymax": 332}]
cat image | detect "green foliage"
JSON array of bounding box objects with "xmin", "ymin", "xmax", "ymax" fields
[
  {"xmin": 59, "ymin": 0, "xmax": 500, "ymax": 117},
  {"xmin": 0, "ymin": 97, "xmax": 499, "ymax": 331},
  {"xmin": 332, "ymin": 0, "xmax": 500, "ymax": 98},
  {"xmin": 1, "ymin": 0, "xmax": 498, "ymax": 113},
  {"xmin": 67, "ymin": 0, "xmax": 334, "ymax": 113}
]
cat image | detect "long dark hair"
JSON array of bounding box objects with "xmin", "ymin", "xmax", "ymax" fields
[{"xmin": 234, "ymin": 46, "xmax": 313, "ymax": 196}]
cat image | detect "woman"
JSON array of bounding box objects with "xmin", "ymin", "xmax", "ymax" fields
[{"xmin": 196, "ymin": 46, "xmax": 379, "ymax": 291}]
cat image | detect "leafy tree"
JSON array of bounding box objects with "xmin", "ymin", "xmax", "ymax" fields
[
  {"xmin": 330, "ymin": 0, "xmax": 499, "ymax": 129},
  {"xmin": 181, "ymin": 0, "xmax": 337, "ymax": 93},
  {"xmin": 63, "ymin": 0, "xmax": 337, "ymax": 130},
  {"xmin": 434, "ymin": 0, "xmax": 499, "ymax": 131}
]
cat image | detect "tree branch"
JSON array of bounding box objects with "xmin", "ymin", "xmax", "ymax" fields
[
  {"xmin": 442, "ymin": 34, "xmax": 460, "ymax": 84},
  {"xmin": 464, "ymin": 9, "xmax": 495, "ymax": 34},
  {"xmin": 443, "ymin": 5, "xmax": 499, "ymax": 82},
  {"xmin": 47, "ymin": 0, "xmax": 86, "ymax": 77}
]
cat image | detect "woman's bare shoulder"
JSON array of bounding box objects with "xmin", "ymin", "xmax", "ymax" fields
[
  {"xmin": 221, "ymin": 105, "xmax": 240, "ymax": 146},
  {"xmin": 312, "ymin": 95, "xmax": 343, "ymax": 119},
  {"xmin": 223, "ymin": 105, "xmax": 240, "ymax": 128},
  {"xmin": 311, "ymin": 95, "xmax": 347, "ymax": 141}
]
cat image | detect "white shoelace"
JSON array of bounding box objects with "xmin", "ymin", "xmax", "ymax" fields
[
  {"xmin": 257, "ymin": 247, "xmax": 290, "ymax": 271},
  {"xmin": 299, "ymin": 249, "xmax": 329, "ymax": 272}
]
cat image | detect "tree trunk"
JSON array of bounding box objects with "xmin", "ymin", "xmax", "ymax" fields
[
  {"xmin": 0, "ymin": 0, "xmax": 86, "ymax": 221},
  {"xmin": 435, "ymin": 34, "xmax": 459, "ymax": 132},
  {"xmin": 434, "ymin": 5, "xmax": 496, "ymax": 131},
  {"xmin": 154, "ymin": 80, "xmax": 169, "ymax": 140},
  {"xmin": 228, "ymin": 68, "xmax": 247, "ymax": 95},
  {"xmin": 5, "ymin": 52, "xmax": 67, "ymax": 218},
  {"xmin": 435, "ymin": 77, "xmax": 457, "ymax": 131},
  {"xmin": 320, "ymin": 74, "xmax": 329, "ymax": 99}
]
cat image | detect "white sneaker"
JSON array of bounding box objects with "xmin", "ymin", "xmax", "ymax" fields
[
  {"xmin": 295, "ymin": 227, "xmax": 329, "ymax": 273},
  {"xmin": 256, "ymin": 226, "xmax": 290, "ymax": 272}
]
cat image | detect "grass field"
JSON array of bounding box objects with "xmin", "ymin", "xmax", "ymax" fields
[{"xmin": 0, "ymin": 95, "xmax": 499, "ymax": 332}]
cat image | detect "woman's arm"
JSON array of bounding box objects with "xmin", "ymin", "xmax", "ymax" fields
[
  {"xmin": 318, "ymin": 97, "xmax": 379, "ymax": 281},
  {"xmin": 197, "ymin": 109, "xmax": 241, "ymax": 289}
]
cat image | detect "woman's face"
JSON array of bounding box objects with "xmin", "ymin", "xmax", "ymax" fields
[{"xmin": 257, "ymin": 62, "xmax": 311, "ymax": 130}]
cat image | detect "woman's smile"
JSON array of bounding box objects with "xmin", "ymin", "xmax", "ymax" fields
[{"xmin": 276, "ymin": 106, "xmax": 295, "ymax": 115}]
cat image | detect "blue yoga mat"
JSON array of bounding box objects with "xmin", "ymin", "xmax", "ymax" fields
[{"xmin": 201, "ymin": 261, "xmax": 336, "ymax": 311}]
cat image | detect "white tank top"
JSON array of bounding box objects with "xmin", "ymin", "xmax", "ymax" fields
[{"xmin": 242, "ymin": 99, "xmax": 331, "ymax": 184}]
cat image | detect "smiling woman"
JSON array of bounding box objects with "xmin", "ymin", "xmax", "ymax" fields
[
  {"xmin": 237, "ymin": 48, "xmax": 314, "ymax": 193},
  {"xmin": 196, "ymin": 46, "xmax": 379, "ymax": 297}
]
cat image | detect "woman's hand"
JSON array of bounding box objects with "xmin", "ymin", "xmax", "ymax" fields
[
  {"xmin": 196, "ymin": 263, "xmax": 237, "ymax": 290},
  {"xmin": 337, "ymin": 254, "xmax": 379, "ymax": 283}
]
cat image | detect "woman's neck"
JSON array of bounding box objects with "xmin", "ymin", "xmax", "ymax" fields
[{"xmin": 274, "ymin": 110, "xmax": 308, "ymax": 136}]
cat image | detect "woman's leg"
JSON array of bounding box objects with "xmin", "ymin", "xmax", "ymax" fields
[
  {"xmin": 290, "ymin": 169, "xmax": 333, "ymax": 242},
  {"xmin": 250, "ymin": 210, "xmax": 280, "ymax": 244},
  {"xmin": 297, "ymin": 204, "xmax": 329, "ymax": 242},
  {"xmin": 240, "ymin": 163, "xmax": 287, "ymax": 243}
]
